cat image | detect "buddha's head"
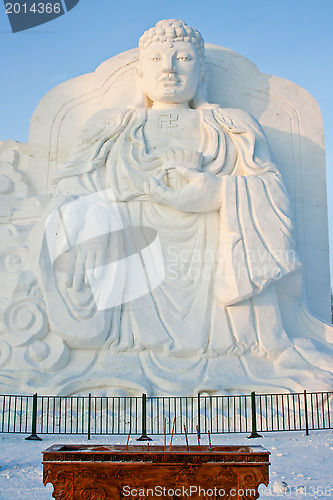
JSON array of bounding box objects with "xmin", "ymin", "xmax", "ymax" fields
[{"xmin": 137, "ymin": 20, "xmax": 207, "ymax": 108}]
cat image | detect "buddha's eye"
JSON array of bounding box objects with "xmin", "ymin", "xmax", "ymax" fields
[
  {"xmin": 149, "ymin": 56, "xmax": 161, "ymax": 61},
  {"xmin": 177, "ymin": 55, "xmax": 192, "ymax": 61}
]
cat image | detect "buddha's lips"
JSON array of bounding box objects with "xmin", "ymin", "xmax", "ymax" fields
[{"xmin": 163, "ymin": 83, "xmax": 180, "ymax": 88}]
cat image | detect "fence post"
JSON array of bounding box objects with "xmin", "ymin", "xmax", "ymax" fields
[
  {"xmin": 304, "ymin": 390, "xmax": 309, "ymax": 436},
  {"xmin": 87, "ymin": 393, "xmax": 92, "ymax": 440},
  {"xmin": 247, "ymin": 391, "xmax": 262, "ymax": 439},
  {"xmin": 25, "ymin": 393, "xmax": 42, "ymax": 441},
  {"xmin": 197, "ymin": 393, "xmax": 201, "ymax": 439},
  {"xmin": 137, "ymin": 393, "xmax": 152, "ymax": 441}
]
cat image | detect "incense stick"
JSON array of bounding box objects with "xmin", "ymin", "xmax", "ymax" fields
[
  {"xmin": 183, "ymin": 425, "xmax": 189, "ymax": 451},
  {"xmin": 169, "ymin": 416, "xmax": 176, "ymax": 450},
  {"xmin": 196, "ymin": 425, "xmax": 201, "ymax": 450},
  {"xmin": 208, "ymin": 430, "xmax": 212, "ymax": 451},
  {"xmin": 125, "ymin": 428, "xmax": 131, "ymax": 451}
]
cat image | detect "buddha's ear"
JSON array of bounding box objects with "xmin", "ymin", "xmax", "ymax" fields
[
  {"xmin": 136, "ymin": 59, "xmax": 143, "ymax": 79},
  {"xmin": 190, "ymin": 69, "xmax": 210, "ymax": 109},
  {"xmin": 130, "ymin": 65, "xmax": 151, "ymax": 108}
]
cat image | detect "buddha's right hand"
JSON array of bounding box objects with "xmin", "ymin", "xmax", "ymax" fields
[
  {"xmin": 55, "ymin": 202, "xmax": 111, "ymax": 291},
  {"xmin": 61, "ymin": 233, "xmax": 109, "ymax": 291}
]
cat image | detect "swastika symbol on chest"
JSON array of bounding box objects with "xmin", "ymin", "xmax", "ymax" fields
[{"xmin": 158, "ymin": 113, "xmax": 179, "ymax": 128}]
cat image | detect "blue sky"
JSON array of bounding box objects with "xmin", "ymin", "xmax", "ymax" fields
[{"xmin": 1, "ymin": 0, "xmax": 333, "ymax": 284}]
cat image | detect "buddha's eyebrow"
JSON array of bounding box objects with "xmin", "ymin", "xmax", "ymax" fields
[{"xmin": 147, "ymin": 51, "xmax": 162, "ymax": 57}]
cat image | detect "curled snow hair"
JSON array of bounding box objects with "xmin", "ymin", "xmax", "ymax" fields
[{"xmin": 139, "ymin": 19, "xmax": 205, "ymax": 63}]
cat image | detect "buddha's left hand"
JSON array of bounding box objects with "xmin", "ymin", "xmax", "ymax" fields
[{"xmin": 144, "ymin": 167, "xmax": 223, "ymax": 212}]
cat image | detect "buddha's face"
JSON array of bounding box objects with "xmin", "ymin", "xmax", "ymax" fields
[{"xmin": 140, "ymin": 41, "xmax": 201, "ymax": 107}]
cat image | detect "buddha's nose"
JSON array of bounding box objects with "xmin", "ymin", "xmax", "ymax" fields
[{"xmin": 162, "ymin": 54, "xmax": 176, "ymax": 73}]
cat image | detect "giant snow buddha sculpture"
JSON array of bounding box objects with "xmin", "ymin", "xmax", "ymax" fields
[{"xmin": 1, "ymin": 20, "xmax": 332, "ymax": 395}]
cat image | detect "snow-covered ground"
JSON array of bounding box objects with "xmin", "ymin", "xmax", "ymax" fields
[{"xmin": 0, "ymin": 430, "xmax": 332, "ymax": 499}]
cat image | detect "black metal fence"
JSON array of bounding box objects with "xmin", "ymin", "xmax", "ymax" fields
[{"xmin": 0, "ymin": 391, "xmax": 332, "ymax": 439}]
